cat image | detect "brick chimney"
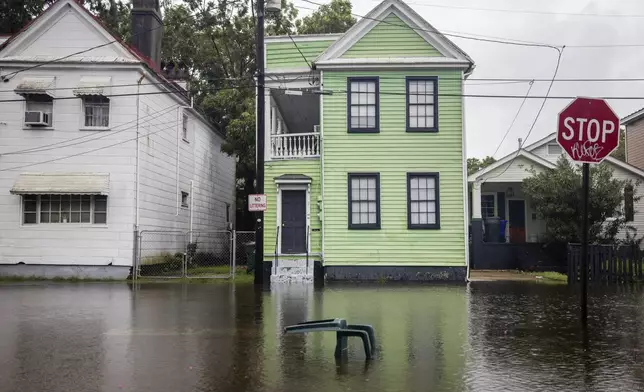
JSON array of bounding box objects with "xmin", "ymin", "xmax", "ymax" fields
[{"xmin": 131, "ymin": 0, "xmax": 163, "ymax": 67}]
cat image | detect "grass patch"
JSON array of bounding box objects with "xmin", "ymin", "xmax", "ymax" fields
[{"xmin": 539, "ymin": 271, "xmax": 567, "ymax": 282}]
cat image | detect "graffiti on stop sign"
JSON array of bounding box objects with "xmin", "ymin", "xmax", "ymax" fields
[
  {"xmin": 560, "ymin": 117, "xmax": 615, "ymax": 161},
  {"xmin": 557, "ymin": 97, "xmax": 619, "ymax": 164}
]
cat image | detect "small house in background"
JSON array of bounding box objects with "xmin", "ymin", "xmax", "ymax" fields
[
  {"xmin": 467, "ymin": 133, "xmax": 644, "ymax": 270},
  {"xmin": 263, "ymin": 0, "xmax": 474, "ymax": 282},
  {"xmin": 622, "ymin": 108, "xmax": 644, "ymax": 170},
  {"xmin": 0, "ymin": 0, "xmax": 235, "ymax": 279}
]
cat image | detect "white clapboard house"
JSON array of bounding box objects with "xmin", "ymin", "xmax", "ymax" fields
[{"xmin": 0, "ymin": 0, "xmax": 236, "ymax": 278}]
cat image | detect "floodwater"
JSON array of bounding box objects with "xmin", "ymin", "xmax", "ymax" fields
[{"xmin": 0, "ymin": 282, "xmax": 643, "ymax": 392}]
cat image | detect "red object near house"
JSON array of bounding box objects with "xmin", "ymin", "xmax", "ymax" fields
[{"xmin": 557, "ymin": 97, "xmax": 620, "ymax": 163}]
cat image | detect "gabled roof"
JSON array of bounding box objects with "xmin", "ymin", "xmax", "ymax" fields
[
  {"xmin": 621, "ymin": 107, "xmax": 644, "ymax": 125},
  {"xmin": 467, "ymin": 149, "xmax": 555, "ymax": 182},
  {"xmin": 469, "ymin": 132, "xmax": 644, "ymax": 181},
  {"xmin": 0, "ymin": 0, "xmax": 182, "ymax": 99},
  {"xmin": 314, "ymin": 0, "xmax": 473, "ymax": 70}
]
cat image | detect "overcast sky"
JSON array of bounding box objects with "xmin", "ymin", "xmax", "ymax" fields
[{"xmin": 295, "ymin": 0, "xmax": 644, "ymax": 159}]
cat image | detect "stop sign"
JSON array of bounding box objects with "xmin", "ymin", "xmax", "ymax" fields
[{"xmin": 557, "ymin": 97, "xmax": 619, "ymax": 163}]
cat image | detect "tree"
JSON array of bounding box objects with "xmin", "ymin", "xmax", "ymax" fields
[
  {"xmin": 467, "ymin": 156, "xmax": 496, "ymax": 176},
  {"xmin": 296, "ymin": 0, "xmax": 356, "ymax": 34},
  {"xmin": 522, "ymin": 156, "xmax": 640, "ymax": 244},
  {"xmin": 610, "ymin": 126, "xmax": 626, "ymax": 161},
  {"xmin": 0, "ymin": 0, "xmax": 53, "ymax": 34}
]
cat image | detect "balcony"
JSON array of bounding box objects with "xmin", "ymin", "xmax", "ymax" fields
[{"xmin": 268, "ymin": 88, "xmax": 320, "ymax": 160}]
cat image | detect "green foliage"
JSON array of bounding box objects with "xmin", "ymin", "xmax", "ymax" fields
[
  {"xmin": 522, "ymin": 156, "xmax": 641, "ymax": 244},
  {"xmin": 296, "ymin": 0, "xmax": 356, "ymax": 34},
  {"xmin": 467, "ymin": 156, "xmax": 496, "ymax": 176},
  {"xmin": 610, "ymin": 126, "xmax": 626, "ymax": 161},
  {"xmin": 0, "ymin": 0, "xmax": 54, "ymax": 34}
]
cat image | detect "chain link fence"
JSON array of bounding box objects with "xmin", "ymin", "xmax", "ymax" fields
[
  {"xmin": 136, "ymin": 230, "xmax": 257, "ymax": 279},
  {"xmin": 138, "ymin": 231, "xmax": 187, "ymax": 278},
  {"xmin": 234, "ymin": 231, "xmax": 256, "ymax": 276}
]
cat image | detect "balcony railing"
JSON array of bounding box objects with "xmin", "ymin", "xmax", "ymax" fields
[{"xmin": 271, "ymin": 132, "xmax": 320, "ymax": 159}]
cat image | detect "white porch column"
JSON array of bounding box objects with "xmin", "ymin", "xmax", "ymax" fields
[
  {"xmin": 265, "ymin": 90, "xmax": 272, "ymax": 161},
  {"xmin": 472, "ymin": 180, "xmax": 482, "ymax": 219}
]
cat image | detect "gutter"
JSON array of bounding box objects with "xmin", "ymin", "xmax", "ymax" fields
[{"xmin": 320, "ymin": 70, "xmax": 325, "ymax": 264}]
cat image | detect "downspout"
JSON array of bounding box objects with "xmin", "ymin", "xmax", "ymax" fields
[
  {"xmin": 320, "ymin": 70, "xmax": 325, "ymax": 263},
  {"xmin": 189, "ymin": 180, "xmax": 194, "ymax": 243},
  {"xmin": 135, "ymin": 74, "xmax": 144, "ymax": 230},
  {"xmin": 176, "ymin": 107, "xmax": 181, "ymax": 215},
  {"xmin": 461, "ymin": 70, "xmax": 471, "ymax": 282}
]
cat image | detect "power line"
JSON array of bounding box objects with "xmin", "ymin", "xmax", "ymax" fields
[
  {"xmin": 297, "ymin": 0, "xmax": 560, "ymax": 49},
  {"xmin": 0, "ymin": 76, "xmax": 254, "ymax": 94},
  {"xmin": 1, "ymin": 103, "xmax": 179, "ymax": 156},
  {"xmin": 287, "ymin": 33, "xmax": 313, "ymax": 69},
  {"xmin": 0, "ymin": 23, "xmax": 164, "ymax": 81},
  {"xmin": 0, "ymin": 119, "xmax": 180, "ymax": 172},
  {"xmin": 483, "ymin": 47, "xmax": 566, "ymax": 182},
  {"xmin": 491, "ymin": 80, "xmax": 535, "ymax": 158},
  {"xmin": 384, "ymin": 0, "xmax": 644, "ymax": 19}
]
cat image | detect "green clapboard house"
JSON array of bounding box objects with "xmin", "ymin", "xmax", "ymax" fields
[{"xmin": 262, "ymin": 0, "xmax": 474, "ymax": 282}]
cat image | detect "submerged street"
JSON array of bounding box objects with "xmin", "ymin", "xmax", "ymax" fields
[{"xmin": 0, "ymin": 282, "xmax": 643, "ymax": 391}]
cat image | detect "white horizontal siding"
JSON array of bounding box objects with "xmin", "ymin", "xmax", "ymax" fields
[
  {"xmin": 137, "ymin": 82, "xmax": 236, "ymax": 242},
  {"xmin": 480, "ymin": 156, "xmax": 546, "ymax": 183},
  {"xmin": 15, "ymin": 9, "xmax": 124, "ymax": 59},
  {"xmin": 0, "ymin": 68, "xmax": 140, "ymax": 266}
]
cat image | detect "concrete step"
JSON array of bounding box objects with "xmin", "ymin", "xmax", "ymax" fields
[{"xmin": 271, "ymin": 259, "xmax": 313, "ymax": 283}]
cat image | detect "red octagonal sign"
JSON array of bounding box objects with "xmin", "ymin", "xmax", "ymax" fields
[{"xmin": 557, "ymin": 97, "xmax": 620, "ymax": 163}]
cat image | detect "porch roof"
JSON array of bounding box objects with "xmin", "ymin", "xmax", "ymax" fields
[{"xmin": 468, "ymin": 150, "xmax": 555, "ymax": 183}]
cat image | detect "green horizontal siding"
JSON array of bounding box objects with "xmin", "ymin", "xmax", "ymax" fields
[
  {"xmin": 263, "ymin": 160, "xmax": 322, "ymax": 259},
  {"xmin": 266, "ymin": 39, "xmax": 336, "ymax": 70},
  {"xmin": 322, "ymin": 69, "xmax": 465, "ymax": 266},
  {"xmin": 341, "ymin": 13, "xmax": 442, "ymax": 58}
]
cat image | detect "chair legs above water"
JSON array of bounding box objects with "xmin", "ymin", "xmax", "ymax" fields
[{"xmin": 284, "ymin": 319, "xmax": 376, "ymax": 360}]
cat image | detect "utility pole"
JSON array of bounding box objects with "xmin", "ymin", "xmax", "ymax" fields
[{"xmin": 254, "ymin": 0, "xmax": 266, "ymax": 285}]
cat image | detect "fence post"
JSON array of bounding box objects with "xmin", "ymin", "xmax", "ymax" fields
[{"xmin": 231, "ymin": 230, "xmax": 236, "ymax": 280}]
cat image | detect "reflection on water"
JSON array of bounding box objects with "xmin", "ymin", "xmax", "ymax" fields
[{"xmin": 0, "ymin": 282, "xmax": 642, "ymax": 391}]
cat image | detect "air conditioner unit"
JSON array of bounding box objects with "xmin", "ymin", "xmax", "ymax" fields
[
  {"xmin": 24, "ymin": 111, "xmax": 50, "ymax": 126},
  {"xmin": 313, "ymin": 125, "xmax": 320, "ymax": 133}
]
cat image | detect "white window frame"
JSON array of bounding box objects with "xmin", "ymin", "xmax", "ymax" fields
[
  {"xmin": 546, "ymin": 143, "xmax": 563, "ymax": 156},
  {"xmin": 21, "ymin": 195, "xmax": 108, "ymax": 226},
  {"xmin": 80, "ymin": 95, "xmax": 111, "ymax": 130},
  {"xmin": 182, "ymin": 112, "xmax": 190, "ymax": 142},
  {"xmin": 481, "ymin": 192, "xmax": 497, "ymax": 219},
  {"xmin": 23, "ymin": 96, "xmax": 54, "ymax": 129},
  {"xmin": 181, "ymin": 191, "xmax": 190, "ymax": 208}
]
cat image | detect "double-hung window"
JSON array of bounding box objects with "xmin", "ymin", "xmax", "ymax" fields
[
  {"xmin": 22, "ymin": 195, "xmax": 107, "ymax": 225},
  {"xmin": 83, "ymin": 96, "xmax": 110, "ymax": 128},
  {"xmin": 407, "ymin": 173, "xmax": 440, "ymax": 229},
  {"xmin": 182, "ymin": 112, "xmax": 189, "ymax": 142},
  {"xmin": 348, "ymin": 78, "xmax": 379, "ymax": 133},
  {"xmin": 406, "ymin": 77, "xmax": 438, "ymax": 132},
  {"xmin": 348, "ymin": 173, "xmax": 380, "ymax": 229},
  {"xmin": 481, "ymin": 194, "xmax": 496, "ymax": 219}
]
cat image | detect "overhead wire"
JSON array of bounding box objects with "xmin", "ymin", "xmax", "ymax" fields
[
  {"xmin": 482, "ymin": 47, "xmax": 566, "ymax": 182},
  {"xmin": 0, "ymin": 118, "xmax": 183, "ymax": 172},
  {"xmin": 491, "ymin": 80, "xmax": 535, "ymax": 159},
  {"xmin": 0, "ymin": 23, "xmax": 164, "ymax": 81},
  {"xmin": 0, "ymin": 103, "xmax": 180, "ymax": 156},
  {"xmin": 297, "ymin": 0, "xmax": 561, "ymax": 49}
]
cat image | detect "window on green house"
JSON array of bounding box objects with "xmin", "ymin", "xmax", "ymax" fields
[
  {"xmin": 348, "ymin": 78, "xmax": 379, "ymax": 133},
  {"xmin": 348, "ymin": 173, "xmax": 380, "ymax": 229},
  {"xmin": 406, "ymin": 77, "xmax": 438, "ymax": 132},
  {"xmin": 407, "ymin": 173, "xmax": 440, "ymax": 229}
]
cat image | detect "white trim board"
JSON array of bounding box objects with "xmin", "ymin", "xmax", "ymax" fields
[
  {"xmin": 314, "ymin": 0, "xmax": 473, "ymax": 66},
  {"xmin": 468, "ymin": 149, "xmax": 555, "ymax": 182},
  {"xmin": 275, "ymin": 182, "xmax": 311, "ymax": 255}
]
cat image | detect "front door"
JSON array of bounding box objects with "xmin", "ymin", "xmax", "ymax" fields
[
  {"xmin": 281, "ymin": 190, "xmax": 307, "ymax": 254},
  {"xmin": 508, "ymin": 199, "xmax": 526, "ymax": 243}
]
